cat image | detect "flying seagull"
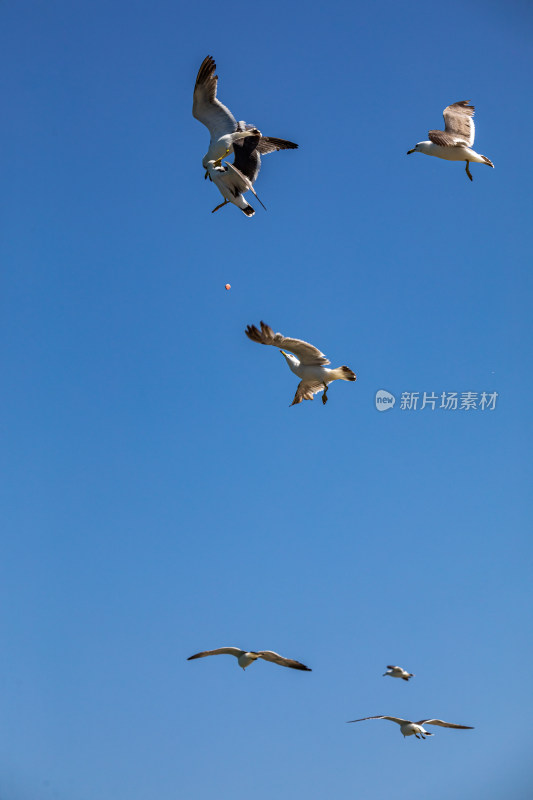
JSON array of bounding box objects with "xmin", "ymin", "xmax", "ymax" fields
[
  {"xmin": 192, "ymin": 55, "xmax": 298, "ymax": 171},
  {"xmin": 383, "ymin": 665, "xmax": 414, "ymax": 681},
  {"xmin": 187, "ymin": 647, "xmax": 311, "ymax": 672},
  {"xmin": 407, "ymin": 101, "xmax": 494, "ymax": 181},
  {"xmin": 245, "ymin": 321, "xmax": 357, "ymax": 406},
  {"xmin": 347, "ymin": 716, "xmax": 474, "ymax": 739},
  {"xmin": 207, "ymin": 129, "xmax": 267, "ymax": 217}
]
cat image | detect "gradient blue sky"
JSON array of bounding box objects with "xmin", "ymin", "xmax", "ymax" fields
[{"xmin": 1, "ymin": 1, "xmax": 532, "ymax": 798}]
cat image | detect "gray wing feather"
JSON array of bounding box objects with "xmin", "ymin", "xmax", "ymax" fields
[
  {"xmin": 441, "ymin": 100, "xmax": 475, "ymax": 146},
  {"xmin": 193, "ymin": 56, "xmax": 237, "ymax": 139},
  {"xmin": 187, "ymin": 647, "xmax": 244, "ymax": 660},
  {"xmin": 258, "ymin": 650, "xmax": 311, "ymax": 671},
  {"xmin": 245, "ymin": 321, "xmax": 330, "ymax": 365},
  {"xmin": 418, "ymin": 719, "xmax": 474, "ymax": 729},
  {"xmin": 347, "ymin": 716, "xmax": 407, "ymax": 724},
  {"xmin": 233, "ymin": 130, "xmax": 262, "ymax": 184},
  {"xmin": 256, "ymin": 136, "xmax": 298, "ymax": 155},
  {"xmin": 291, "ymin": 380, "xmax": 327, "ymax": 406}
]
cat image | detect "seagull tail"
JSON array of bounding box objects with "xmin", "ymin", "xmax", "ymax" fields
[
  {"xmin": 335, "ymin": 366, "xmax": 357, "ymax": 382},
  {"xmin": 241, "ymin": 204, "xmax": 255, "ymax": 217},
  {"xmin": 481, "ymin": 155, "xmax": 494, "ymax": 167}
]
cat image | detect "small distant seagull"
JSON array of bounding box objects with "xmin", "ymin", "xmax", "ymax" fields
[
  {"xmin": 407, "ymin": 101, "xmax": 494, "ymax": 181},
  {"xmin": 383, "ymin": 665, "xmax": 414, "ymax": 681},
  {"xmin": 347, "ymin": 716, "xmax": 474, "ymax": 740},
  {"xmin": 245, "ymin": 321, "xmax": 357, "ymax": 406},
  {"xmin": 207, "ymin": 129, "xmax": 267, "ymax": 217},
  {"xmin": 193, "ymin": 55, "xmax": 298, "ymax": 171},
  {"xmin": 187, "ymin": 647, "xmax": 311, "ymax": 672}
]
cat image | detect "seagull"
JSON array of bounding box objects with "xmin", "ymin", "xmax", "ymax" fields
[
  {"xmin": 207, "ymin": 129, "xmax": 267, "ymax": 217},
  {"xmin": 187, "ymin": 647, "xmax": 311, "ymax": 671},
  {"xmin": 407, "ymin": 101, "xmax": 494, "ymax": 181},
  {"xmin": 347, "ymin": 716, "xmax": 474, "ymax": 739},
  {"xmin": 192, "ymin": 55, "xmax": 298, "ymax": 172},
  {"xmin": 245, "ymin": 321, "xmax": 357, "ymax": 406},
  {"xmin": 383, "ymin": 665, "xmax": 414, "ymax": 681}
]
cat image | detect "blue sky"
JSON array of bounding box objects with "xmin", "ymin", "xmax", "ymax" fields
[{"xmin": 1, "ymin": 0, "xmax": 532, "ymax": 798}]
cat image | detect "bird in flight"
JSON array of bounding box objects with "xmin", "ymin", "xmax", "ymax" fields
[
  {"xmin": 407, "ymin": 101, "xmax": 494, "ymax": 181},
  {"xmin": 187, "ymin": 647, "xmax": 311, "ymax": 672},
  {"xmin": 193, "ymin": 55, "xmax": 298, "ymax": 170},
  {"xmin": 347, "ymin": 715, "xmax": 473, "ymax": 739},
  {"xmin": 383, "ymin": 665, "xmax": 414, "ymax": 681},
  {"xmin": 206, "ymin": 128, "xmax": 267, "ymax": 217},
  {"xmin": 245, "ymin": 321, "xmax": 356, "ymax": 406}
]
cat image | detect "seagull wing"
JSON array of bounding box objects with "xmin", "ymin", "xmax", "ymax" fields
[
  {"xmin": 429, "ymin": 101, "xmax": 475, "ymax": 147},
  {"xmin": 245, "ymin": 321, "xmax": 330, "ymax": 366},
  {"xmin": 233, "ymin": 130, "xmax": 262, "ymax": 184},
  {"xmin": 193, "ymin": 56, "xmax": 237, "ymax": 140},
  {"xmin": 187, "ymin": 647, "xmax": 244, "ymax": 660},
  {"xmin": 386, "ymin": 665, "xmax": 400, "ymax": 670},
  {"xmin": 347, "ymin": 716, "xmax": 408, "ymax": 725},
  {"xmin": 418, "ymin": 719, "xmax": 474, "ymax": 729},
  {"xmin": 257, "ymin": 650, "xmax": 311, "ymax": 671},
  {"xmin": 224, "ymin": 162, "xmax": 266, "ymax": 209},
  {"xmin": 291, "ymin": 380, "xmax": 327, "ymax": 406},
  {"xmin": 256, "ymin": 136, "xmax": 299, "ymax": 155}
]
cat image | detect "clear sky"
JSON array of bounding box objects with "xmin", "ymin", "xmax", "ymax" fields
[{"xmin": 1, "ymin": 1, "xmax": 532, "ymax": 798}]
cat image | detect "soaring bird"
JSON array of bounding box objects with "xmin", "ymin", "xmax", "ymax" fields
[
  {"xmin": 192, "ymin": 55, "xmax": 298, "ymax": 171},
  {"xmin": 207, "ymin": 129, "xmax": 267, "ymax": 217},
  {"xmin": 407, "ymin": 101, "xmax": 494, "ymax": 181},
  {"xmin": 383, "ymin": 665, "xmax": 414, "ymax": 681},
  {"xmin": 187, "ymin": 647, "xmax": 311, "ymax": 672},
  {"xmin": 347, "ymin": 715, "xmax": 473, "ymax": 739},
  {"xmin": 245, "ymin": 321, "xmax": 356, "ymax": 407}
]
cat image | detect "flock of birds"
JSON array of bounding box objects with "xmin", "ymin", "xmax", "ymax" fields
[
  {"xmin": 193, "ymin": 55, "xmax": 494, "ymax": 217},
  {"xmin": 187, "ymin": 648, "xmax": 473, "ymax": 740},
  {"xmin": 189, "ymin": 55, "xmax": 484, "ymax": 739}
]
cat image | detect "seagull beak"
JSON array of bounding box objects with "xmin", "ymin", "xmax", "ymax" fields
[{"xmin": 407, "ymin": 149, "xmax": 415, "ymax": 155}]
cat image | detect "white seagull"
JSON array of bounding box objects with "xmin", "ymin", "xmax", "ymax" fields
[
  {"xmin": 383, "ymin": 665, "xmax": 414, "ymax": 681},
  {"xmin": 207, "ymin": 129, "xmax": 267, "ymax": 217},
  {"xmin": 193, "ymin": 55, "xmax": 298, "ymax": 171},
  {"xmin": 245, "ymin": 321, "xmax": 357, "ymax": 406},
  {"xmin": 347, "ymin": 715, "xmax": 474, "ymax": 739},
  {"xmin": 407, "ymin": 101, "xmax": 494, "ymax": 181},
  {"xmin": 187, "ymin": 647, "xmax": 311, "ymax": 672}
]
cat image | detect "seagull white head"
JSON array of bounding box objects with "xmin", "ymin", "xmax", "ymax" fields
[
  {"xmin": 280, "ymin": 349, "xmax": 299, "ymax": 367},
  {"xmin": 407, "ymin": 142, "xmax": 431, "ymax": 155}
]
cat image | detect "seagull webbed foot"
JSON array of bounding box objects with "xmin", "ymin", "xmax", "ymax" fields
[
  {"xmin": 465, "ymin": 161, "xmax": 473, "ymax": 181},
  {"xmin": 322, "ymin": 384, "xmax": 328, "ymax": 405}
]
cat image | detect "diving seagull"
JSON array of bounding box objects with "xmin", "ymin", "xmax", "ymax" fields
[
  {"xmin": 407, "ymin": 101, "xmax": 494, "ymax": 181},
  {"xmin": 383, "ymin": 665, "xmax": 414, "ymax": 681},
  {"xmin": 187, "ymin": 647, "xmax": 311, "ymax": 672},
  {"xmin": 193, "ymin": 55, "xmax": 298, "ymax": 171},
  {"xmin": 207, "ymin": 129, "xmax": 267, "ymax": 217},
  {"xmin": 245, "ymin": 321, "xmax": 357, "ymax": 406},
  {"xmin": 347, "ymin": 716, "xmax": 474, "ymax": 739}
]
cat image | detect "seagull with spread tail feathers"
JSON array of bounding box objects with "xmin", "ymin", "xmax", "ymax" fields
[
  {"xmin": 245, "ymin": 321, "xmax": 356, "ymax": 407},
  {"xmin": 407, "ymin": 101, "xmax": 494, "ymax": 181}
]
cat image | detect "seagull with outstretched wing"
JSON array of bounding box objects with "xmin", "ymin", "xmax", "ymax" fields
[
  {"xmin": 347, "ymin": 715, "xmax": 473, "ymax": 739},
  {"xmin": 187, "ymin": 647, "xmax": 311, "ymax": 672},
  {"xmin": 407, "ymin": 101, "xmax": 494, "ymax": 181},
  {"xmin": 193, "ymin": 55, "xmax": 298, "ymax": 171},
  {"xmin": 245, "ymin": 321, "xmax": 356, "ymax": 407}
]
